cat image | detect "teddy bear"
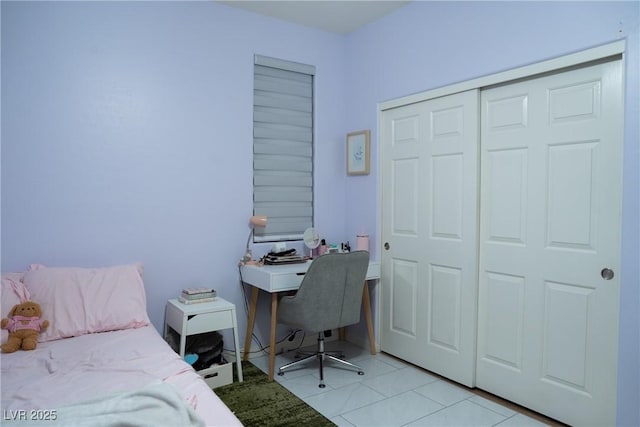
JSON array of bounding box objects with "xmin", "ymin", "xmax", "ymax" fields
[{"xmin": 1, "ymin": 301, "xmax": 49, "ymax": 353}]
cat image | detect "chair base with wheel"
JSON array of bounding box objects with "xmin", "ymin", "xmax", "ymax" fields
[{"xmin": 277, "ymin": 332, "xmax": 364, "ymax": 388}]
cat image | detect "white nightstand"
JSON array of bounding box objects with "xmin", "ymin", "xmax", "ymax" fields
[{"xmin": 164, "ymin": 297, "xmax": 243, "ymax": 388}]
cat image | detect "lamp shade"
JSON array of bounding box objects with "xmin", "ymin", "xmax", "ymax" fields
[
  {"xmin": 242, "ymin": 215, "xmax": 268, "ymax": 264},
  {"xmin": 249, "ymin": 215, "xmax": 267, "ymax": 228}
]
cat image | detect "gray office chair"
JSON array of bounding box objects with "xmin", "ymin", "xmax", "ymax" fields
[{"xmin": 277, "ymin": 250, "xmax": 369, "ymax": 388}]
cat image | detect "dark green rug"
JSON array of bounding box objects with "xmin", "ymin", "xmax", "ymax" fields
[{"xmin": 214, "ymin": 361, "xmax": 335, "ymax": 427}]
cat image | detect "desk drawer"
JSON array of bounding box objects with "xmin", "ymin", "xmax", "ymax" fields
[
  {"xmin": 186, "ymin": 310, "xmax": 232, "ymax": 335},
  {"xmin": 270, "ymin": 272, "xmax": 305, "ymax": 291}
]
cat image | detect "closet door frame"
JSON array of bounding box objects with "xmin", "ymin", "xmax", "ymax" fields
[{"xmin": 379, "ymin": 41, "xmax": 625, "ymax": 112}]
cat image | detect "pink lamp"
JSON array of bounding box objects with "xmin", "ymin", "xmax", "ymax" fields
[{"xmin": 242, "ymin": 215, "xmax": 267, "ymax": 264}]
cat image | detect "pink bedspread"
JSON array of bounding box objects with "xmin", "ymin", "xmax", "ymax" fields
[{"xmin": 0, "ymin": 326, "xmax": 241, "ymax": 427}]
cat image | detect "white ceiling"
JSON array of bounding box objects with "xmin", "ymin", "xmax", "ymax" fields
[{"xmin": 216, "ymin": 1, "xmax": 411, "ymax": 35}]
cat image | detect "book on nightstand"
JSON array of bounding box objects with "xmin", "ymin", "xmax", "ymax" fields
[
  {"xmin": 178, "ymin": 296, "xmax": 216, "ymax": 305},
  {"xmin": 179, "ymin": 287, "xmax": 216, "ymax": 304}
]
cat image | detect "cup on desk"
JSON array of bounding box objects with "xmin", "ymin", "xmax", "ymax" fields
[
  {"xmin": 317, "ymin": 240, "xmax": 327, "ymax": 256},
  {"xmin": 356, "ymin": 235, "xmax": 369, "ymax": 252}
]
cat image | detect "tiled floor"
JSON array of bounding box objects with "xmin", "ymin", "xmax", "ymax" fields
[{"xmin": 251, "ymin": 341, "xmax": 559, "ymax": 427}]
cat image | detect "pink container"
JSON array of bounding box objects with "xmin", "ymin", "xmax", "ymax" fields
[{"xmin": 356, "ymin": 235, "xmax": 369, "ymax": 252}]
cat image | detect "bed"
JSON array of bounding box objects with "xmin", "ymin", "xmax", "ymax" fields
[{"xmin": 0, "ymin": 264, "xmax": 242, "ymax": 427}]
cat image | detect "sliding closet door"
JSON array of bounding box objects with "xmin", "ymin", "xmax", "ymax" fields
[
  {"xmin": 477, "ymin": 59, "xmax": 623, "ymax": 426},
  {"xmin": 380, "ymin": 90, "xmax": 479, "ymax": 387}
]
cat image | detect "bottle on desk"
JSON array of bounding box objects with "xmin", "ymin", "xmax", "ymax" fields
[{"xmin": 317, "ymin": 239, "xmax": 327, "ymax": 256}]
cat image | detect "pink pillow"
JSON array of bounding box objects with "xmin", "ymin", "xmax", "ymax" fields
[
  {"xmin": 1, "ymin": 272, "xmax": 29, "ymax": 343},
  {"xmin": 22, "ymin": 263, "xmax": 150, "ymax": 342}
]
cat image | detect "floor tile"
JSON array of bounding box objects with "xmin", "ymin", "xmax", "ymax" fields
[
  {"xmin": 252, "ymin": 353, "xmax": 315, "ymax": 380},
  {"xmin": 342, "ymin": 390, "xmax": 444, "ymax": 427},
  {"xmin": 331, "ymin": 415, "xmax": 356, "ymax": 427},
  {"xmin": 277, "ymin": 358, "xmax": 323, "ymax": 379},
  {"xmin": 250, "ymin": 345, "xmax": 545, "ymax": 427},
  {"xmin": 367, "ymin": 352, "xmax": 413, "ymax": 369},
  {"xmin": 305, "ymin": 356, "xmax": 399, "ymax": 388},
  {"xmin": 406, "ymin": 399, "xmax": 507, "ymax": 426},
  {"xmin": 309, "ymin": 364, "xmax": 368, "ymax": 388},
  {"xmin": 413, "ymin": 380, "xmax": 474, "ymax": 406},
  {"xmin": 303, "ymin": 382, "xmax": 386, "ymax": 419},
  {"xmin": 324, "ymin": 340, "xmax": 371, "ymax": 359},
  {"xmin": 346, "ymin": 356, "xmax": 399, "ymax": 377},
  {"xmin": 278, "ymin": 372, "xmax": 334, "ymax": 398},
  {"xmin": 362, "ymin": 364, "xmax": 439, "ymax": 398}
]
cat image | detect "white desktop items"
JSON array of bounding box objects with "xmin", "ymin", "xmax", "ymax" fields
[
  {"xmin": 303, "ymin": 227, "xmax": 321, "ymax": 257},
  {"xmin": 272, "ymin": 242, "xmax": 287, "ymax": 253},
  {"xmin": 314, "ymin": 240, "xmax": 352, "ymax": 255},
  {"xmin": 240, "ymin": 216, "xmax": 366, "ymax": 264}
]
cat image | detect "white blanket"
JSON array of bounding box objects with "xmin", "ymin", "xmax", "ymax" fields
[{"xmin": 2, "ymin": 381, "xmax": 204, "ymax": 427}]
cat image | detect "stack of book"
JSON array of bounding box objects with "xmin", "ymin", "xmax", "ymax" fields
[
  {"xmin": 263, "ymin": 249, "xmax": 308, "ymax": 265},
  {"xmin": 178, "ymin": 287, "xmax": 216, "ymax": 305}
]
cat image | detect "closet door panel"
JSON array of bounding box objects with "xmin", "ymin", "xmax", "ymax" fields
[
  {"xmin": 382, "ymin": 107, "xmax": 426, "ymax": 363},
  {"xmin": 428, "ymin": 264, "xmax": 462, "ymax": 352},
  {"xmin": 546, "ymin": 142, "xmax": 597, "ymax": 250},
  {"xmin": 480, "ymin": 272, "xmax": 525, "ymax": 370},
  {"xmin": 381, "ymin": 90, "xmax": 479, "ymax": 387},
  {"xmin": 485, "ymin": 148, "xmax": 528, "ymax": 245},
  {"xmin": 431, "ymin": 154, "xmax": 463, "ymax": 239},
  {"xmin": 392, "ymin": 158, "xmax": 419, "ymax": 235},
  {"xmin": 477, "ymin": 59, "xmax": 623, "ymax": 426},
  {"xmin": 389, "ymin": 258, "xmax": 418, "ymax": 337}
]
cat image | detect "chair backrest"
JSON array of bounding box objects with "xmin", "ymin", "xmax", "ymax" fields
[{"xmin": 277, "ymin": 251, "xmax": 370, "ymax": 333}]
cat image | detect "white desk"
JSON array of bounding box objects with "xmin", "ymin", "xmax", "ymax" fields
[{"xmin": 240, "ymin": 260, "xmax": 380, "ymax": 380}]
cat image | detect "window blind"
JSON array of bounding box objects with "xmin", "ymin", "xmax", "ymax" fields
[{"xmin": 253, "ymin": 55, "xmax": 315, "ymax": 242}]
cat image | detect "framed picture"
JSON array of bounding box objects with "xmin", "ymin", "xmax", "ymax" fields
[{"xmin": 346, "ymin": 130, "xmax": 370, "ymax": 175}]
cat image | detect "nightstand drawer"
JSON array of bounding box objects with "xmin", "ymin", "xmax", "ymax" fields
[
  {"xmin": 199, "ymin": 362, "xmax": 232, "ymax": 389},
  {"xmin": 186, "ymin": 310, "xmax": 232, "ymax": 335}
]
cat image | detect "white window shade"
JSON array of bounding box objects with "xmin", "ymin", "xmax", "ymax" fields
[{"xmin": 253, "ymin": 55, "xmax": 315, "ymax": 242}]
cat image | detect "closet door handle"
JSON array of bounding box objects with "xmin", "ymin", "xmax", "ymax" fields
[
  {"xmin": 384, "ymin": 242, "xmax": 390, "ymax": 250},
  {"xmin": 601, "ymin": 268, "xmax": 614, "ymax": 280}
]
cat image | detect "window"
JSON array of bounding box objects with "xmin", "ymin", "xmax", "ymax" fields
[{"xmin": 253, "ymin": 55, "xmax": 315, "ymax": 242}]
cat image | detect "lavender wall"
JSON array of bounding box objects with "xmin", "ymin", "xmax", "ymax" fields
[
  {"xmin": 2, "ymin": 0, "xmax": 638, "ymax": 424},
  {"xmin": 343, "ymin": 2, "xmax": 639, "ymax": 425},
  {"xmin": 1, "ymin": 1, "xmax": 349, "ymax": 341}
]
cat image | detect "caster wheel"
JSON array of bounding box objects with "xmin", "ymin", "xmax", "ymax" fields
[
  {"xmin": 319, "ymin": 383, "xmax": 326, "ymax": 388},
  {"xmin": 357, "ymin": 371, "xmax": 364, "ymax": 376},
  {"xmin": 277, "ymin": 372, "xmax": 284, "ymax": 376}
]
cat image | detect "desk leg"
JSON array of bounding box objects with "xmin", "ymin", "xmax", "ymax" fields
[
  {"xmin": 269, "ymin": 293, "xmax": 278, "ymax": 381},
  {"xmin": 362, "ymin": 283, "xmax": 376, "ymax": 355},
  {"xmin": 243, "ymin": 286, "xmax": 259, "ymax": 362}
]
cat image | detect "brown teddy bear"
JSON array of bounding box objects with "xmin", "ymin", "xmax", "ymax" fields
[{"xmin": 1, "ymin": 301, "xmax": 49, "ymax": 353}]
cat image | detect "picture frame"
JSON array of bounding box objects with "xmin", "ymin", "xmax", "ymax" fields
[{"xmin": 346, "ymin": 130, "xmax": 370, "ymax": 175}]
